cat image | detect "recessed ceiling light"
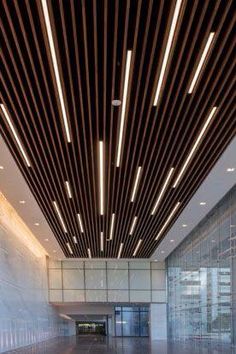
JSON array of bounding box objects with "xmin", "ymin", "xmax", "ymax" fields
[
  {"xmin": 170, "ymin": 239, "xmax": 175, "ymax": 243},
  {"xmin": 99, "ymin": 141, "xmax": 104, "ymax": 215},
  {"xmin": 173, "ymin": 107, "xmax": 217, "ymax": 188},
  {"xmin": 77, "ymin": 213, "xmax": 84, "ymax": 233},
  {"xmin": 116, "ymin": 50, "xmax": 132, "ymax": 167},
  {"xmin": 66, "ymin": 242, "xmax": 73, "ymax": 255},
  {"xmin": 19, "ymin": 200, "xmax": 26, "ymax": 204},
  {"xmin": 200, "ymin": 202, "xmax": 206, "ymax": 205},
  {"xmin": 227, "ymin": 167, "xmax": 235, "ymax": 172},
  {"xmin": 0, "ymin": 166, "xmax": 4, "ymax": 170},
  {"xmin": 182, "ymin": 224, "xmax": 187, "ymax": 227},
  {"xmin": 188, "ymin": 32, "xmax": 215, "ymax": 94},
  {"xmin": 34, "ymin": 222, "xmax": 40, "ymax": 226},
  {"xmin": 109, "ymin": 213, "xmax": 115, "ymax": 240},
  {"xmin": 161, "ymin": 250, "xmax": 165, "ymax": 254},
  {"xmin": 112, "ymin": 99, "xmax": 121, "ymax": 106},
  {"xmin": 53, "ymin": 201, "xmax": 67, "ymax": 233},
  {"xmin": 155, "ymin": 202, "xmax": 181, "ymax": 240},
  {"xmin": 100, "ymin": 232, "xmax": 104, "ymax": 252},
  {"xmin": 73, "ymin": 236, "xmax": 77, "ymax": 244},
  {"xmin": 154, "ymin": 259, "xmax": 158, "ymax": 262},
  {"xmin": 88, "ymin": 248, "xmax": 92, "ymax": 259},
  {"xmin": 45, "ymin": 238, "xmax": 49, "ymax": 242},
  {"xmin": 40, "ymin": 0, "xmax": 71, "ymax": 143},
  {"xmin": 211, "ymin": 239, "xmax": 216, "ymax": 243},
  {"xmin": 0, "ymin": 104, "xmax": 31, "ymax": 167},
  {"xmin": 53, "ymin": 250, "xmax": 57, "ymax": 253},
  {"xmin": 133, "ymin": 239, "xmax": 142, "ymax": 257},
  {"xmin": 129, "ymin": 216, "xmax": 138, "ymax": 235},
  {"xmin": 131, "ymin": 166, "xmax": 142, "ymax": 202},
  {"xmin": 65, "ymin": 181, "xmax": 72, "ymax": 199},
  {"xmin": 151, "ymin": 167, "xmax": 174, "ymax": 215},
  {"xmin": 117, "ymin": 243, "xmax": 124, "ymax": 259},
  {"xmin": 153, "ymin": 0, "xmax": 183, "ymax": 106}
]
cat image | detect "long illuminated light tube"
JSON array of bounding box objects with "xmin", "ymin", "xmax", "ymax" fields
[
  {"xmin": 0, "ymin": 104, "xmax": 31, "ymax": 167},
  {"xmin": 41, "ymin": 0, "xmax": 71, "ymax": 142},
  {"xmin": 117, "ymin": 243, "xmax": 124, "ymax": 259},
  {"xmin": 73, "ymin": 236, "xmax": 78, "ymax": 244},
  {"xmin": 88, "ymin": 248, "xmax": 92, "ymax": 259},
  {"xmin": 129, "ymin": 216, "xmax": 138, "ymax": 235},
  {"xmin": 109, "ymin": 213, "xmax": 115, "ymax": 240},
  {"xmin": 188, "ymin": 32, "xmax": 215, "ymax": 94},
  {"xmin": 133, "ymin": 239, "xmax": 142, "ymax": 257},
  {"xmin": 151, "ymin": 167, "xmax": 174, "ymax": 215},
  {"xmin": 173, "ymin": 106, "xmax": 217, "ymax": 188},
  {"xmin": 155, "ymin": 202, "xmax": 180, "ymax": 241},
  {"xmin": 53, "ymin": 201, "xmax": 67, "ymax": 233},
  {"xmin": 100, "ymin": 232, "xmax": 104, "ymax": 252},
  {"xmin": 77, "ymin": 213, "xmax": 84, "ymax": 233},
  {"xmin": 116, "ymin": 50, "xmax": 132, "ymax": 167},
  {"xmin": 131, "ymin": 166, "xmax": 142, "ymax": 202},
  {"xmin": 153, "ymin": 0, "xmax": 183, "ymax": 106},
  {"xmin": 65, "ymin": 181, "xmax": 72, "ymax": 199},
  {"xmin": 99, "ymin": 141, "xmax": 104, "ymax": 215},
  {"xmin": 66, "ymin": 242, "xmax": 73, "ymax": 254}
]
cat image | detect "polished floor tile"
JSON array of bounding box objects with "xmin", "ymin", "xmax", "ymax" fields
[{"xmin": 5, "ymin": 335, "xmax": 236, "ymax": 354}]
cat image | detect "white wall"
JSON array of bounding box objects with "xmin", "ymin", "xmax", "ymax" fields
[{"xmin": 150, "ymin": 304, "xmax": 167, "ymax": 340}]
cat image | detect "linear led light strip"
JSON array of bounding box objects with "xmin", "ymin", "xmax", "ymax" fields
[
  {"xmin": 65, "ymin": 181, "xmax": 72, "ymax": 199},
  {"xmin": 131, "ymin": 166, "xmax": 142, "ymax": 202},
  {"xmin": 188, "ymin": 32, "xmax": 215, "ymax": 94},
  {"xmin": 0, "ymin": 104, "xmax": 31, "ymax": 167},
  {"xmin": 133, "ymin": 239, "xmax": 142, "ymax": 257},
  {"xmin": 155, "ymin": 202, "xmax": 180, "ymax": 241},
  {"xmin": 116, "ymin": 50, "xmax": 132, "ymax": 167},
  {"xmin": 99, "ymin": 141, "xmax": 104, "ymax": 215},
  {"xmin": 66, "ymin": 242, "xmax": 73, "ymax": 255},
  {"xmin": 153, "ymin": 0, "xmax": 183, "ymax": 106},
  {"xmin": 100, "ymin": 232, "xmax": 104, "ymax": 252},
  {"xmin": 173, "ymin": 106, "xmax": 217, "ymax": 187},
  {"xmin": 41, "ymin": 0, "xmax": 71, "ymax": 143},
  {"xmin": 129, "ymin": 216, "xmax": 138, "ymax": 235},
  {"xmin": 109, "ymin": 213, "xmax": 115, "ymax": 240},
  {"xmin": 77, "ymin": 213, "xmax": 84, "ymax": 233},
  {"xmin": 117, "ymin": 243, "xmax": 124, "ymax": 259},
  {"xmin": 53, "ymin": 201, "xmax": 67, "ymax": 233},
  {"xmin": 88, "ymin": 248, "xmax": 92, "ymax": 259},
  {"xmin": 73, "ymin": 236, "xmax": 77, "ymax": 244},
  {"xmin": 151, "ymin": 167, "xmax": 174, "ymax": 215}
]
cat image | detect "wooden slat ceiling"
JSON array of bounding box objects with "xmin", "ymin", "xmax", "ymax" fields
[{"xmin": 0, "ymin": 0, "xmax": 235, "ymax": 258}]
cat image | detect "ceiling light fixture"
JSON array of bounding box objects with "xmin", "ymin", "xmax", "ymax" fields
[
  {"xmin": 133, "ymin": 239, "xmax": 142, "ymax": 257},
  {"xmin": 88, "ymin": 248, "xmax": 92, "ymax": 258},
  {"xmin": 73, "ymin": 236, "xmax": 77, "ymax": 244},
  {"xmin": 155, "ymin": 201, "xmax": 180, "ymax": 240},
  {"xmin": 182, "ymin": 224, "xmax": 187, "ymax": 227},
  {"xmin": 65, "ymin": 181, "xmax": 72, "ymax": 199},
  {"xmin": 116, "ymin": 50, "xmax": 132, "ymax": 167},
  {"xmin": 19, "ymin": 200, "xmax": 26, "ymax": 204},
  {"xmin": 100, "ymin": 232, "xmax": 104, "ymax": 252},
  {"xmin": 40, "ymin": 0, "xmax": 71, "ymax": 143},
  {"xmin": 227, "ymin": 167, "xmax": 235, "ymax": 172},
  {"xmin": 0, "ymin": 104, "xmax": 31, "ymax": 167},
  {"xmin": 53, "ymin": 250, "xmax": 57, "ymax": 253},
  {"xmin": 129, "ymin": 216, "xmax": 138, "ymax": 235},
  {"xmin": 99, "ymin": 141, "xmax": 104, "ymax": 215},
  {"xmin": 153, "ymin": 0, "xmax": 183, "ymax": 106},
  {"xmin": 45, "ymin": 238, "xmax": 49, "ymax": 242},
  {"xmin": 117, "ymin": 243, "xmax": 124, "ymax": 259},
  {"xmin": 0, "ymin": 166, "xmax": 4, "ymax": 170},
  {"xmin": 151, "ymin": 167, "xmax": 174, "ymax": 215},
  {"xmin": 66, "ymin": 242, "xmax": 73, "ymax": 255},
  {"xmin": 77, "ymin": 213, "xmax": 84, "ymax": 233},
  {"xmin": 34, "ymin": 222, "xmax": 40, "ymax": 226},
  {"xmin": 188, "ymin": 32, "xmax": 215, "ymax": 94},
  {"xmin": 173, "ymin": 107, "xmax": 217, "ymax": 188},
  {"xmin": 170, "ymin": 239, "xmax": 175, "ymax": 242},
  {"xmin": 161, "ymin": 250, "xmax": 165, "ymax": 254},
  {"xmin": 109, "ymin": 213, "xmax": 115, "ymax": 240},
  {"xmin": 112, "ymin": 99, "xmax": 121, "ymax": 106},
  {"xmin": 131, "ymin": 166, "xmax": 142, "ymax": 202},
  {"xmin": 53, "ymin": 201, "xmax": 67, "ymax": 233},
  {"xmin": 200, "ymin": 201, "xmax": 206, "ymax": 205}
]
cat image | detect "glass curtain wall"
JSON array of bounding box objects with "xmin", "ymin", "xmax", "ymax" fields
[
  {"xmin": 167, "ymin": 185, "xmax": 236, "ymax": 345},
  {"xmin": 115, "ymin": 306, "xmax": 149, "ymax": 337}
]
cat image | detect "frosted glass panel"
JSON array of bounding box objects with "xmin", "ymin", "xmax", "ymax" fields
[
  {"xmin": 130, "ymin": 270, "xmax": 150, "ymax": 289},
  {"xmin": 108, "ymin": 290, "xmax": 129, "ymax": 302},
  {"xmin": 86, "ymin": 290, "xmax": 107, "ymax": 302},
  {"xmin": 130, "ymin": 290, "xmax": 151, "ymax": 302},
  {"xmin": 49, "ymin": 289, "xmax": 63, "ymax": 302},
  {"xmin": 107, "ymin": 269, "xmax": 128, "ymax": 289},
  {"xmin": 49, "ymin": 269, "xmax": 62, "ymax": 289},
  {"xmin": 62, "ymin": 260, "xmax": 84, "ymax": 269},
  {"xmin": 85, "ymin": 269, "xmax": 107, "ymax": 289},
  {"xmin": 85, "ymin": 261, "xmax": 106, "ymax": 269},
  {"xmin": 129, "ymin": 261, "xmax": 150, "ymax": 269},
  {"xmin": 63, "ymin": 269, "xmax": 84, "ymax": 289},
  {"xmin": 151, "ymin": 270, "xmax": 166, "ymax": 289},
  {"xmin": 63, "ymin": 290, "xmax": 85, "ymax": 302},
  {"xmin": 152, "ymin": 290, "xmax": 166, "ymax": 302},
  {"xmin": 107, "ymin": 261, "xmax": 128, "ymax": 269}
]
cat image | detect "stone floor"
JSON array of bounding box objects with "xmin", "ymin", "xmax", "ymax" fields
[{"xmin": 5, "ymin": 335, "xmax": 236, "ymax": 354}]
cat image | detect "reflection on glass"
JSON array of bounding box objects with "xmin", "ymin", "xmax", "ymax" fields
[{"xmin": 115, "ymin": 306, "xmax": 149, "ymax": 337}]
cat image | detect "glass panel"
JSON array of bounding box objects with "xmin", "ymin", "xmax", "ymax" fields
[
  {"xmin": 85, "ymin": 269, "xmax": 107, "ymax": 289},
  {"xmin": 122, "ymin": 311, "xmax": 140, "ymax": 336},
  {"xmin": 129, "ymin": 270, "xmax": 150, "ymax": 289}
]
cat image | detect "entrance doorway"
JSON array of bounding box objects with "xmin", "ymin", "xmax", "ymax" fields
[{"xmin": 76, "ymin": 321, "xmax": 106, "ymax": 335}]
